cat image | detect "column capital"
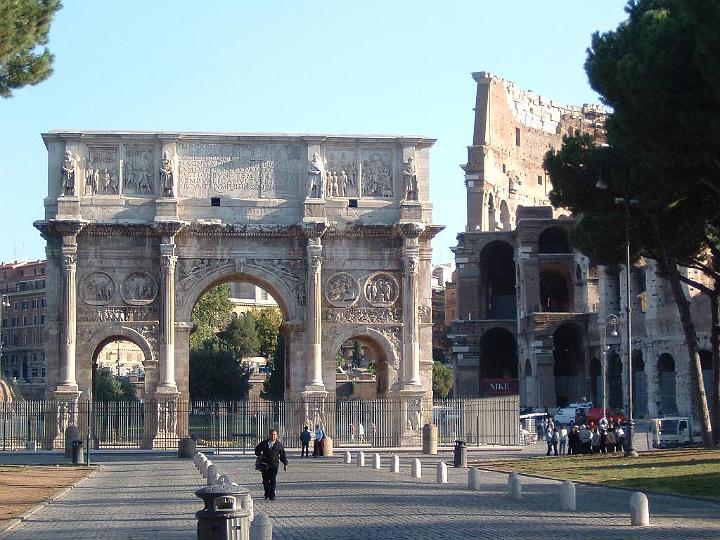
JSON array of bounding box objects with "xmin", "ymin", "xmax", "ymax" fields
[
  {"xmin": 48, "ymin": 218, "xmax": 88, "ymax": 240},
  {"xmin": 153, "ymin": 219, "xmax": 186, "ymax": 242}
]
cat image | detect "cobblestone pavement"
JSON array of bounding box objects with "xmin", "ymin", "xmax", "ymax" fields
[{"xmin": 2, "ymin": 450, "xmax": 719, "ymax": 539}]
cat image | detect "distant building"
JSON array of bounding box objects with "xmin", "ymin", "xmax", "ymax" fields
[
  {"xmin": 0, "ymin": 260, "xmax": 47, "ymax": 399},
  {"xmin": 451, "ymin": 72, "xmax": 714, "ymax": 417},
  {"xmin": 229, "ymin": 283, "xmax": 279, "ymax": 315},
  {"xmin": 431, "ymin": 263, "xmax": 455, "ymax": 363}
]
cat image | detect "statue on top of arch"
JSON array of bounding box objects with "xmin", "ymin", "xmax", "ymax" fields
[{"xmin": 307, "ymin": 152, "xmax": 326, "ymax": 198}]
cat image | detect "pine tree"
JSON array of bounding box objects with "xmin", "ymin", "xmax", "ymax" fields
[{"xmin": 0, "ymin": 0, "xmax": 62, "ymax": 98}]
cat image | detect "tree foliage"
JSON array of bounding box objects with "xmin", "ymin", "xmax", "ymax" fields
[
  {"xmin": 217, "ymin": 313, "xmax": 260, "ymax": 360},
  {"xmin": 0, "ymin": 0, "xmax": 61, "ymax": 98},
  {"xmin": 252, "ymin": 308, "xmax": 283, "ymax": 359},
  {"xmin": 432, "ymin": 361, "xmax": 453, "ymax": 399},
  {"xmin": 261, "ymin": 333, "xmax": 285, "ymax": 400},
  {"xmin": 189, "ymin": 347, "xmax": 250, "ymax": 400},
  {"xmin": 190, "ymin": 284, "xmax": 233, "ymax": 350},
  {"xmin": 94, "ymin": 367, "xmax": 137, "ymax": 401},
  {"xmin": 545, "ymin": 0, "xmax": 720, "ymax": 446}
]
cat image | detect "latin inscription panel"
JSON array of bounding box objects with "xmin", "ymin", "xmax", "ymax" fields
[{"xmin": 177, "ymin": 142, "xmax": 305, "ymax": 199}]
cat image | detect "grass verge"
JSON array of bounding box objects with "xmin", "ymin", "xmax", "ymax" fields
[
  {"xmin": 472, "ymin": 449, "xmax": 720, "ymax": 501},
  {"xmin": 0, "ymin": 465, "xmax": 93, "ymax": 526}
]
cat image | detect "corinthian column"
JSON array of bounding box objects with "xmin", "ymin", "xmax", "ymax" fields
[
  {"xmin": 59, "ymin": 250, "xmax": 78, "ymax": 389},
  {"xmin": 402, "ymin": 227, "xmax": 423, "ymax": 387},
  {"xmin": 158, "ymin": 242, "xmax": 178, "ymax": 391},
  {"xmin": 305, "ymin": 235, "xmax": 325, "ymax": 390}
]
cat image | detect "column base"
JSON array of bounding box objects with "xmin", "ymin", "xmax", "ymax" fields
[
  {"xmin": 151, "ymin": 391, "xmax": 180, "ymax": 449},
  {"xmin": 398, "ymin": 389, "xmax": 426, "ymax": 446},
  {"xmin": 52, "ymin": 390, "xmax": 82, "ymax": 449}
]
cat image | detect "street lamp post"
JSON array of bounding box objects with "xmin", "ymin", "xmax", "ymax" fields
[
  {"xmin": 601, "ymin": 314, "xmax": 619, "ymax": 422},
  {"xmin": 596, "ymin": 162, "xmax": 638, "ymax": 457}
]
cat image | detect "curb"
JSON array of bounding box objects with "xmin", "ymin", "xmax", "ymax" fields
[
  {"xmin": 0, "ymin": 465, "xmax": 101, "ymax": 539},
  {"xmin": 472, "ymin": 466, "xmax": 720, "ymax": 506}
]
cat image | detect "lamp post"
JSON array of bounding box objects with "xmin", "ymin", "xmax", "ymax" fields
[
  {"xmin": 597, "ymin": 166, "xmax": 638, "ymax": 457},
  {"xmin": 601, "ymin": 314, "xmax": 619, "ymax": 423}
]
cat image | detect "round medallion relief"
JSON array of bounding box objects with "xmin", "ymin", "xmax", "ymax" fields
[
  {"xmin": 364, "ymin": 272, "xmax": 399, "ymax": 307},
  {"xmin": 325, "ymin": 272, "xmax": 360, "ymax": 308},
  {"xmin": 80, "ymin": 272, "xmax": 115, "ymax": 305},
  {"xmin": 120, "ymin": 271, "xmax": 158, "ymax": 305}
]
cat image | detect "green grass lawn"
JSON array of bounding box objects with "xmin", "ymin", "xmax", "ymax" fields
[{"xmin": 473, "ymin": 449, "xmax": 720, "ymax": 501}]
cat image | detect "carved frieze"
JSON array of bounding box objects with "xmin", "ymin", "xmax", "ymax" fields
[
  {"xmin": 364, "ymin": 272, "xmax": 399, "ymax": 307},
  {"xmin": 80, "ymin": 272, "xmax": 115, "ymax": 305},
  {"xmin": 325, "ymin": 149, "xmax": 358, "ymax": 198},
  {"xmin": 361, "ymin": 150, "xmax": 393, "ymax": 198},
  {"xmin": 323, "ymin": 307, "xmax": 402, "ymax": 324},
  {"xmin": 87, "ymin": 306, "xmax": 158, "ymax": 323},
  {"xmin": 325, "ymin": 272, "xmax": 359, "ymax": 308},
  {"xmin": 175, "ymin": 258, "xmax": 232, "ymax": 309},
  {"xmin": 124, "ymin": 146, "xmax": 155, "ymax": 196},
  {"xmin": 121, "ymin": 271, "xmax": 158, "ymax": 305},
  {"xmin": 86, "ymin": 146, "xmax": 119, "ymax": 196},
  {"xmin": 177, "ymin": 143, "xmax": 304, "ymax": 198},
  {"xmin": 376, "ymin": 326, "xmax": 402, "ymax": 356}
]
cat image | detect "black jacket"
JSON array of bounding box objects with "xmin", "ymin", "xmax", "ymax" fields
[{"xmin": 255, "ymin": 439, "xmax": 288, "ymax": 467}]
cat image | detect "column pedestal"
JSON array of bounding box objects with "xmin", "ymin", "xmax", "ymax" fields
[
  {"xmin": 151, "ymin": 389, "xmax": 180, "ymax": 449},
  {"xmin": 51, "ymin": 390, "xmax": 81, "ymax": 449},
  {"xmin": 398, "ymin": 389, "xmax": 425, "ymax": 446}
]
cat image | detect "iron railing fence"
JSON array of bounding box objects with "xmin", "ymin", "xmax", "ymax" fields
[{"xmin": 0, "ymin": 395, "xmax": 519, "ymax": 451}]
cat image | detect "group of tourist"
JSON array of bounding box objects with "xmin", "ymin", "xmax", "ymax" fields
[{"xmin": 540, "ymin": 417, "xmax": 626, "ymax": 456}]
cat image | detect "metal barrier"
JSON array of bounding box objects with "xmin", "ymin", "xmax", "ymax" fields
[{"xmin": 0, "ymin": 395, "xmax": 519, "ymax": 450}]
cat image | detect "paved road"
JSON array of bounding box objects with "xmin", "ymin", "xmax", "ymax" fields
[{"xmin": 1, "ymin": 449, "xmax": 719, "ymax": 539}]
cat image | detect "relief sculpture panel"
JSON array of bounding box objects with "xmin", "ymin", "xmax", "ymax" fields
[
  {"xmin": 177, "ymin": 143, "xmax": 305, "ymax": 199},
  {"xmin": 325, "ymin": 149, "xmax": 358, "ymax": 198},
  {"xmin": 325, "ymin": 272, "xmax": 360, "ymax": 308},
  {"xmin": 86, "ymin": 147, "xmax": 119, "ymax": 196},
  {"xmin": 80, "ymin": 272, "xmax": 115, "ymax": 305},
  {"xmin": 361, "ymin": 149, "xmax": 393, "ymax": 198},
  {"xmin": 120, "ymin": 271, "xmax": 158, "ymax": 305},
  {"xmin": 364, "ymin": 272, "xmax": 399, "ymax": 307},
  {"xmin": 123, "ymin": 146, "xmax": 155, "ymax": 196}
]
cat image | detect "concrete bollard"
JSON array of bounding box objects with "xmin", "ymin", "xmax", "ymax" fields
[
  {"xmin": 344, "ymin": 451, "xmax": 352, "ymax": 464},
  {"xmin": 436, "ymin": 462, "xmax": 448, "ymax": 484},
  {"xmin": 391, "ymin": 454, "xmax": 400, "ymax": 473},
  {"xmin": 206, "ymin": 464, "xmax": 217, "ymax": 485},
  {"xmin": 241, "ymin": 493, "xmax": 254, "ymax": 522},
  {"xmin": 373, "ymin": 453, "xmax": 381, "ymax": 469},
  {"xmin": 250, "ymin": 512, "xmax": 272, "ymax": 540},
  {"xmin": 559, "ymin": 480, "xmax": 576, "ymax": 511},
  {"xmin": 201, "ymin": 460, "xmax": 211, "ymax": 478},
  {"xmin": 468, "ymin": 467, "xmax": 481, "ymax": 491},
  {"xmin": 508, "ymin": 472, "xmax": 521, "ymax": 500},
  {"xmin": 411, "ymin": 458, "xmax": 422, "ymax": 479},
  {"xmin": 630, "ymin": 492, "xmax": 650, "ymax": 526},
  {"xmin": 357, "ymin": 451, "xmax": 365, "ymax": 467}
]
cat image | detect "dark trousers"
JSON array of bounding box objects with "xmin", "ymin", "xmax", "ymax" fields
[
  {"xmin": 546, "ymin": 442, "xmax": 558, "ymax": 456},
  {"xmin": 261, "ymin": 465, "xmax": 279, "ymax": 499},
  {"xmin": 301, "ymin": 441, "xmax": 309, "ymax": 457},
  {"xmin": 313, "ymin": 439, "xmax": 324, "ymax": 457}
]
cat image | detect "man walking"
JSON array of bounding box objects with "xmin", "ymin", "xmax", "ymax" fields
[{"xmin": 254, "ymin": 429, "xmax": 288, "ymax": 501}]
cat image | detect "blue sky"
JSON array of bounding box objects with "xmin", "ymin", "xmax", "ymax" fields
[{"xmin": 0, "ymin": 0, "xmax": 628, "ymax": 265}]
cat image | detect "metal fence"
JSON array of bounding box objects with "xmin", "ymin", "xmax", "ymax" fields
[{"xmin": 0, "ymin": 395, "xmax": 519, "ymax": 451}]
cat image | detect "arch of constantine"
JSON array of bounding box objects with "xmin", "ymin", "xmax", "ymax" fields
[{"xmin": 36, "ymin": 131, "xmax": 440, "ymax": 448}]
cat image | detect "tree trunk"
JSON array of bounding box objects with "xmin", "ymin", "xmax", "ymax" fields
[
  {"xmin": 712, "ymin": 288, "xmax": 720, "ymax": 446},
  {"xmin": 662, "ymin": 258, "xmax": 714, "ymax": 447}
]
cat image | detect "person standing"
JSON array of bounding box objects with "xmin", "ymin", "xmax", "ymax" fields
[
  {"xmin": 313, "ymin": 424, "xmax": 326, "ymax": 457},
  {"xmin": 255, "ymin": 429, "xmax": 288, "ymax": 501},
  {"xmin": 558, "ymin": 425, "xmax": 568, "ymax": 455},
  {"xmin": 299, "ymin": 426, "xmax": 311, "ymax": 458}
]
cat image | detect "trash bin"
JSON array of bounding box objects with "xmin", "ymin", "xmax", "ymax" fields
[
  {"xmin": 71, "ymin": 440, "xmax": 84, "ymax": 465},
  {"xmin": 64, "ymin": 425, "xmax": 81, "ymax": 458},
  {"xmin": 322, "ymin": 436, "xmax": 334, "ymax": 457},
  {"xmin": 422, "ymin": 423, "xmax": 438, "ymax": 455},
  {"xmin": 453, "ymin": 440, "xmax": 467, "ymax": 468},
  {"xmin": 178, "ymin": 437, "xmax": 196, "ymax": 459},
  {"xmin": 195, "ymin": 482, "xmax": 251, "ymax": 540}
]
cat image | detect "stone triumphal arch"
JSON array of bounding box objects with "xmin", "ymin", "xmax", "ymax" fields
[{"xmin": 37, "ymin": 131, "xmax": 440, "ymax": 448}]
